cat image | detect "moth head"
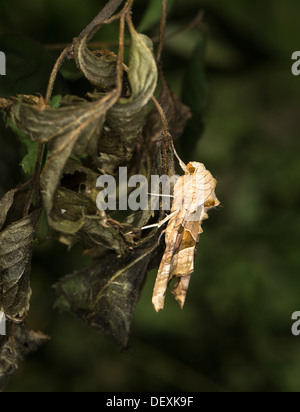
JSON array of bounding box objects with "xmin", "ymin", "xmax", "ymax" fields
[{"xmin": 186, "ymin": 162, "xmax": 205, "ymax": 175}]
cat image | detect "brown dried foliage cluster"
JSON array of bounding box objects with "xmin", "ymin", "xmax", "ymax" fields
[{"xmin": 0, "ymin": 0, "xmax": 219, "ymax": 390}]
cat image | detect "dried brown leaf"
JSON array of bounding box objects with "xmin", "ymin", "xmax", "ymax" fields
[
  {"xmin": 0, "ymin": 189, "xmax": 18, "ymax": 231},
  {"xmin": 0, "ymin": 209, "xmax": 39, "ymax": 319},
  {"xmin": 10, "ymin": 91, "xmax": 119, "ymax": 224},
  {"xmin": 146, "ymin": 83, "xmax": 192, "ymax": 144},
  {"xmin": 0, "ymin": 323, "xmax": 49, "ymax": 391},
  {"xmin": 74, "ymin": 37, "xmax": 117, "ymax": 89},
  {"xmin": 55, "ymin": 236, "xmax": 158, "ymax": 347},
  {"xmin": 106, "ymin": 27, "xmax": 158, "ymax": 151}
]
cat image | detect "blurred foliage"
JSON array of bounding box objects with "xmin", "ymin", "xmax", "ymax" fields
[{"xmin": 0, "ymin": 0, "xmax": 300, "ymax": 392}]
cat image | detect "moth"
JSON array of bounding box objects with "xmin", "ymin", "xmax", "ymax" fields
[{"xmin": 152, "ymin": 160, "xmax": 220, "ymax": 312}]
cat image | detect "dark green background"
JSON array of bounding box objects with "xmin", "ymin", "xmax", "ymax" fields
[{"xmin": 1, "ymin": 0, "xmax": 300, "ymax": 392}]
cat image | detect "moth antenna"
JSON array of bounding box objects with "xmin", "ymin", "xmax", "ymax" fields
[
  {"xmin": 148, "ymin": 193, "xmax": 174, "ymax": 198},
  {"xmin": 140, "ymin": 211, "xmax": 177, "ymax": 231},
  {"xmin": 168, "ymin": 134, "xmax": 188, "ymax": 173},
  {"xmin": 158, "ymin": 230, "xmax": 166, "ymax": 245}
]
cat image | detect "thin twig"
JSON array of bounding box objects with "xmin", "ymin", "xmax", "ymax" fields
[
  {"xmin": 156, "ymin": 0, "xmax": 168, "ymax": 63},
  {"xmin": 155, "ymin": 10, "xmax": 204, "ymax": 44},
  {"xmin": 112, "ymin": 0, "xmax": 134, "ymax": 92},
  {"xmin": 152, "ymin": 96, "xmax": 169, "ymax": 175},
  {"xmin": 116, "ymin": 8, "xmax": 126, "ymax": 92},
  {"xmin": 44, "ymin": 10, "xmax": 205, "ymax": 52},
  {"xmin": 152, "ymin": 96, "xmax": 169, "ymax": 133},
  {"xmin": 45, "ymin": 46, "xmax": 71, "ymax": 104},
  {"xmin": 152, "ymin": 96, "xmax": 187, "ymax": 172},
  {"xmin": 44, "ymin": 0, "xmax": 128, "ymax": 104},
  {"xmin": 77, "ymin": 0, "xmax": 126, "ymax": 43}
]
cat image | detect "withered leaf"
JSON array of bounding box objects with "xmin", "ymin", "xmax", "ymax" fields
[
  {"xmin": 10, "ymin": 91, "xmax": 119, "ymax": 221},
  {"xmin": 55, "ymin": 237, "xmax": 158, "ymax": 347},
  {"xmin": 106, "ymin": 26, "xmax": 158, "ymax": 148},
  {"xmin": 0, "ymin": 98, "xmax": 11, "ymax": 110},
  {"xmin": 74, "ymin": 36, "xmax": 117, "ymax": 89},
  {"xmin": 62, "ymin": 158, "xmax": 100, "ymax": 204},
  {"xmin": 45, "ymin": 158, "xmax": 130, "ymax": 254},
  {"xmin": 52, "ymin": 187, "xmax": 129, "ymax": 255},
  {"xmin": 0, "ymin": 209, "xmax": 39, "ymax": 319},
  {"xmin": 51, "ymin": 187, "xmax": 96, "ymax": 235},
  {"xmin": 0, "ymin": 188, "xmax": 18, "ymax": 231},
  {"xmin": 0, "ymin": 323, "xmax": 49, "ymax": 391},
  {"xmin": 49, "ymin": 159, "xmax": 99, "ymax": 235}
]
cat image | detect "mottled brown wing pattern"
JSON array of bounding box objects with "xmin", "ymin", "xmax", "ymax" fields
[{"xmin": 152, "ymin": 161, "xmax": 220, "ymax": 312}]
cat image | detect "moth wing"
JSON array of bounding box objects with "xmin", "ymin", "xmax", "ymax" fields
[
  {"xmin": 152, "ymin": 213, "xmax": 185, "ymax": 312},
  {"xmin": 171, "ymin": 275, "xmax": 191, "ymax": 309}
]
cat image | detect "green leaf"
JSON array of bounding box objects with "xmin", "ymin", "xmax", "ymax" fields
[
  {"xmin": 6, "ymin": 118, "xmax": 39, "ymax": 177},
  {"xmin": 138, "ymin": 0, "xmax": 176, "ymax": 33},
  {"xmin": 20, "ymin": 141, "xmax": 39, "ymax": 177},
  {"xmin": 50, "ymin": 95, "xmax": 62, "ymax": 109}
]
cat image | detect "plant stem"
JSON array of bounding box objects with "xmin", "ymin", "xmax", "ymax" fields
[
  {"xmin": 77, "ymin": 0, "xmax": 126, "ymax": 42},
  {"xmin": 156, "ymin": 0, "xmax": 168, "ymax": 63},
  {"xmin": 45, "ymin": 0, "xmax": 128, "ymax": 104},
  {"xmin": 44, "ymin": 10, "xmax": 204, "ymax": 52},
  {"xmin": 45, "ymin": 46, "xmax": 71, "ymax": 104}
]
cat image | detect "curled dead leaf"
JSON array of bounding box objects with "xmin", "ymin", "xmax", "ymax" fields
[
  {"xmin": 74, "ymin": 35, "xmax": 117, "ymax": 89},
  {"xmin": 10, "ymin": 90, "xmax": 120, "ymax": 224},
  {"xmin": 0, "ymin": 209, "xmax": 39, "ymax": 319},
  {"xmin": 55, "ymin": 235, "xmax": 158, "ymax": 347},
  {"xmin": 106, "ymin": 27, "xmax": 158, "ymax": 150}
]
